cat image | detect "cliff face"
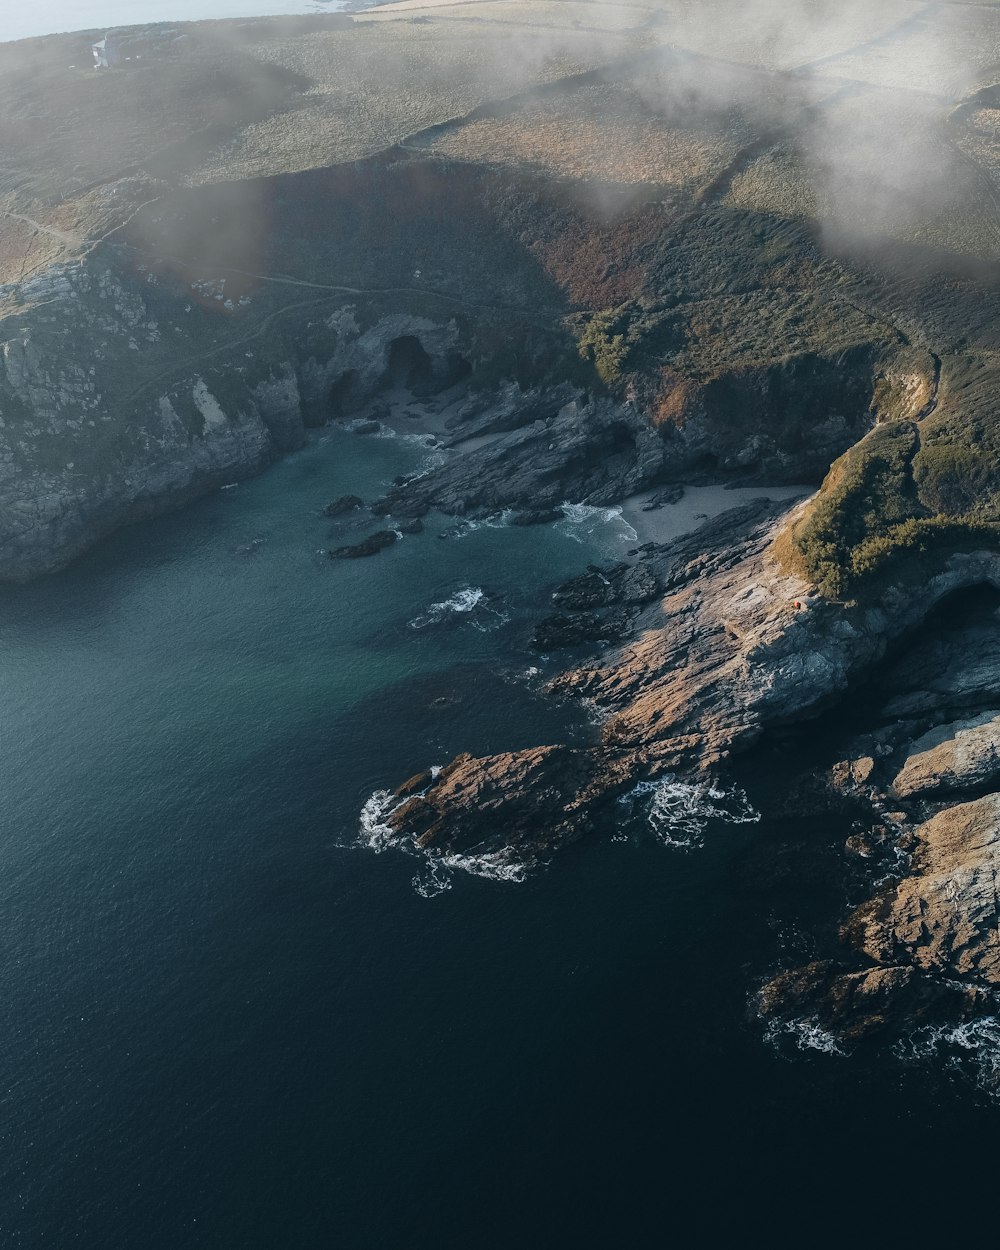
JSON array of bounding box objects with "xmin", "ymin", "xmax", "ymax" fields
[
  {"xmin": 0, "ymin": 261, "xmax": 287, "ymax": 579},
  {"xmin": 0, "ymin": 245, "xmax": 474, "ymax": 580}
]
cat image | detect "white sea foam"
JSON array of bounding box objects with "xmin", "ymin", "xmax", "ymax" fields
[
  {"xmin": 895, "ymin": 1016, "xmax": 1000, "ymax": 1093},
  {"xmin": 358, "ymin": 778, "xmax": 530, "ymax": 894},
  {"xmin": 764, "ymin": 1018, "xmax": 846, "ymax": 1057},
  {"xmin": 408, "ymin": 586, "xmax": 508, "ymax": 632},
  {"xmin": 412, "ymin": 860, "xmax": 453, "ymax": 898},
  {"xmin": 412, "ymin": 847, "xmax": 531, "ymax": 894},
  {"xmin": 557, "ymin": 502, "xmax": 638, "ymax": 545},
  {"xmin": 444, "ymin": 510, "xmax": 514, "ymax": 539},
  {"xmin": 618, "ymin": 776, "xmax": 760, "ymax": 849},
  {"xmin": 408, "ymin": 586, "xmax": 484, "ymax": 629},
  {"xmin": 371, "ymin": 425, "xmax": 439, "ymax": 449},
  {"xmin": 440, "ymin": 847, "xmax": 531, "ymax": 883},
  {"xmin": 358, "ymin": 789, "xmax": 405, "ymax": 854}
]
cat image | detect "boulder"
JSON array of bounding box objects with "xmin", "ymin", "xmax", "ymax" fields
[
  {"xmin": 329, "ymin": 530, "xmax": 398, "ymax": 559},
  {"xmin": 890, "ymin": 710, "xmax": 1000, "ymax": 798},
  {"xmin": 323, "ymin": 494, "xmax": 363, "ymax": 517}
]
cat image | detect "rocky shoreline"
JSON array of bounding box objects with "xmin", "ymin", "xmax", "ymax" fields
[
  {"xmin": 358, "ymin": 438, "xmax": 1000, "ymax": 1052},
  {"xmin": 5, "ymin": 241, "xmax": 1000, "ymax": 1054}
]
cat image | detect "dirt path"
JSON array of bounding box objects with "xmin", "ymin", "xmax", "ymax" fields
[{"xmin": 2, "ymin": 211, "xmax": 83, "ymax": 249}]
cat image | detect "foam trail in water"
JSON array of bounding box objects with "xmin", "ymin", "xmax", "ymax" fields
[
  {"xmin": 764, "ymin": 1018, "xmax": 846, "ymax": 1057},
  {"xmin": 440, "ymin": 847, "xmax": 531, "ymax": 883},
  {"xmin": 412, "ymin": 860, "xmax": 453, "ymax": 898},
  {"xmin": 618, "ymin": 776, "xmax": 759, "ymax": 849},
  {"xmin": 441, "ymin": 510, "xmax": 514, "ymax": 540},
  {"xmin": 895, "ymin": 1016, "xmax": 1000, "ymax": 1095},
  {"xmin": 408, "ymin": 586, "xmax": 483, "ymax": 628}
]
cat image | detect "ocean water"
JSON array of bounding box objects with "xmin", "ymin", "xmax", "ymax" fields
[
  {"xmin": 1, "ymin": 426, "xmax": 998, "ymax": 1248},
  {"xmin": 1, "ymin": 1, "xmax": 347, "ymax": 44}
]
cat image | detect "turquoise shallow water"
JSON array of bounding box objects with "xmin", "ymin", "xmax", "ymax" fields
[{"xmin": 1, "ymin": 428, "xmax": 998, "ymax": 1247}]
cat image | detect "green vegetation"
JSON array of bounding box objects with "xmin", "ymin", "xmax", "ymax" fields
[
  {"xmin": 579, "ymin": 300, "xmax": 710, "ymax": 387},
  {"xmin": 785, "ymin": 357, "xmax": 1000, "ymax": 597}
]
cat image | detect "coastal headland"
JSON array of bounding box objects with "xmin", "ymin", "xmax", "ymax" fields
[{"xmin": 5, "ymin": 1, "xmax": 1000, "ymax": 1049}]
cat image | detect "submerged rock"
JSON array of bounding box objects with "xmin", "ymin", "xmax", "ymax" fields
[
  {"xmin": 329, "ymin": 530, "xmax": 398, "ymax": 559},
  {"xmin": 323, "ymin": 494, "xmax": 364, "ymax": 517},
  {"xmin": 509, "ymin": 508, "xmax": 564, "ymax": 526}
]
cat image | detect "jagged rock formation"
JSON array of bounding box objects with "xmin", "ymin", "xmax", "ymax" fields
[
  {"xmin": 890, "ymin": 711, "xmax": 1000, "ymax": 799},
  {"xmin": 384, "ymin": 502, "xmax": 1000, "ymax": 845},
  {"xmin": 846, "ymin": 794, "xmax": 1000, "ymax": 985}
]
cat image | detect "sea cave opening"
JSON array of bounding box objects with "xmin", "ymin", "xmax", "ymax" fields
[{"xmin": 384, "ymin": 335, "xmax": 434, "ymax": 390}]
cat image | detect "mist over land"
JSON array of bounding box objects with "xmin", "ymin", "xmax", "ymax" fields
[
  {"xmin": 0, "ymin": 1, "xmax": 348, "ymax": 44},
  {"xmin": 5, "ymin": 3, "xmax": 1000, "ymax": 1242}
]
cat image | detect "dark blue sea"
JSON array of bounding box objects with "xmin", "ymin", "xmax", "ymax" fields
[{"xmin": 1, "ymin": 427, "xmax": 997, "ymax": 1247}]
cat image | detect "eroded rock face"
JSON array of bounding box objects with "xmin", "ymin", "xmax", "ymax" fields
[
  {"xmin": 881, "ymin": 612, "xmax": 1000, "ymax": 719},
  {"xmin": 763, "ymin": 791, "xmax": 1000, "ymax": 1043},
  {"xmin": 890, "ymin": 711, "xmax": 1000, "ymax": 799}
]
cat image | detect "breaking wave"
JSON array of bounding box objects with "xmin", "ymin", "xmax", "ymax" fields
[
  {"xmin": 370, "ymin": 424, "xmax": 440, "ymax": 449},
  {"xmin": 358, "ymin": 782, "xmax": 531, "ymax": 897},
  {"xmin": 618, "ymin": 776, "xmax": 760, "ymax": 849},
  {"xmin": 358, "ymin": 788, "xmax": 405, "ymax": 854},
  {"xmin": 895, "ymin": 1016, "xmax": 1000, "ymax": 1096}
]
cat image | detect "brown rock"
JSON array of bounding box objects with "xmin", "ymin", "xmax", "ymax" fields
[
  {"xmin": 890, "ymin": 710, "xmax": 1000, "ymax": 798},
  {"xmin": 845, "ymin": 793, "xmax": 1000, "ymax": 983}
]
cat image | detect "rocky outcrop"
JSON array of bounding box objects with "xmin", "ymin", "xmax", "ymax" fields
[
  {"xmin": 757, "ymin": 960, "xmax": 992, "ymax": 1041},
  {"xmin": 323, "ymin": 495, "xmax": 364, "ymax": 517},
  {"xmin": 330, "ymin": 530, "xmax": 398, "ymax": 558},
  {"xmin": 845, "ymin": 794, "xmax": 1000, "ymax": 984},
  {"xmin": 385, "ymin": 746, "xmax": 607, "ymax": 864},
  {"xmin": 531, "ymin": 561, "xmax": 662, "ymax": 650},
  {"xmin": 890, "ymin": 711, "xmax": 1000, "ymax": 798},
  {"xmin": 760, "ymin": 788, "xmax": 1000, "ymax": 1043},
  {"xmin": 531, "ymin": 609, "xmax": 637, "ymax": 651},
  {"xmin": 376, "ymin": 492, "xmax": 1000, "ymax": 889},
  {"xmin": 375, "ymin": 395, "xmax": 670, "ymax": 519}
]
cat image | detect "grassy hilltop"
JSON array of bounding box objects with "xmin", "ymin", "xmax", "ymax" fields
[{"xmin": 3, "ymin": 2, "xmax": 1000, "ymax": 590}]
